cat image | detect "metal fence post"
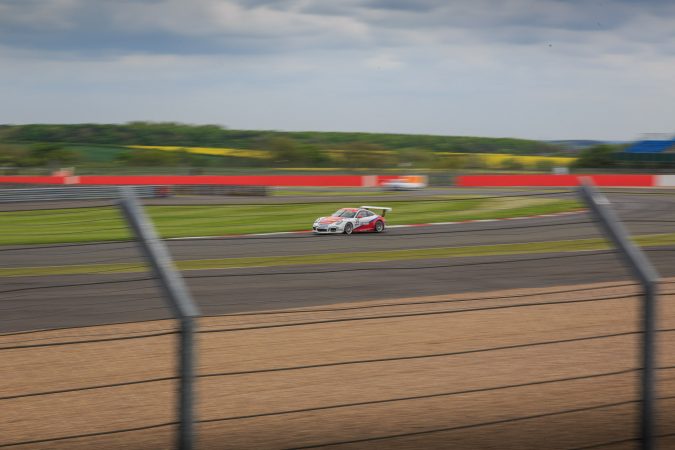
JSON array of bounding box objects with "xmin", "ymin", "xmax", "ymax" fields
[
  {"xmin": 118, "ymin": 186, "xmax": 200, "ymax": 450},
  {"xmin": 578, "ymin": 179, "xmax": 660, "ymax": 450}
]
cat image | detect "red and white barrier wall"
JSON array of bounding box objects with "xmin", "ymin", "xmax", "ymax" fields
[
  {"xmin": 0, "ymin": 174, "xmax": 423, "ymax": 187},
  {"xmin": 3, "ymin": 173, "xmax": 670, "ymax": 188},
  {"xmin": 656, "ymin": 175, "xmax": 675, "ymax": 187},
  {"xmin": 0, "ymin": 176, "xmax": 69, "ymax": 185},
  {"xmin": 456, "ymin": 174, "xmax": 672, "ymax": 187}
]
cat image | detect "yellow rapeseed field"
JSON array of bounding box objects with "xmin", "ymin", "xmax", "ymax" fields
[
  {"xmin": 126, "ymin": 145, "xmax": 270, "ymax": 159},
  {"xmin": 127, "ymin": 145, "xmax": 575, "ymax": 168},
  {"xmin": 438, "ymin": 152, "xmax": 575, "ymax": 168}
]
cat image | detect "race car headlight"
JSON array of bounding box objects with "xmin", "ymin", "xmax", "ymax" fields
[{"xmin": 334, "ymin": 220, "xmax": 343, "ymax": 225}]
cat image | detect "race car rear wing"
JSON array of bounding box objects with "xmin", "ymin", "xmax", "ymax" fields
[{"xmin": 361, "ymin": 205, "xmax": 392, "ymax": 216}]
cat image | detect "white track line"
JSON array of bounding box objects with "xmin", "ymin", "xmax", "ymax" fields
[{"xmin": 168, "ymin": 209, "xmax": 587, "ymax": 241}]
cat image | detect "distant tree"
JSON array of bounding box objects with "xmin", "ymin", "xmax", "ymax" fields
[
  {"xmin": 29, "ymin": 143, "xmax": 80, "ymax": 167},
  {"xmin": 572, "ymin": 145, "xmax": 618, "ymax": 168},
  {"xmin": 265, "ymin": 137, "xmax": 302, "ymax": 163},
  {"xmin": 116, "ymin": 149, "xmax": 180, "ymax": 166},
  {"xmin": 397, "ymin": 148, "xmax": 437, "ymax": 168},
  {"xmin": 500, "ymin": 158, "xmax": 524, "ymax": 171},
  {"xmin": 432, "ymin": 154, "xmax": 464, "ymax": 170},
  {"xmin": 264, "ymin": 137, "xmax": 328, "ymax": 166},
  {"xmin": 176, "ymin": 149, "xmax": 214, "ymax": 167},
  {"xmin": 535, "ymin": 159, "xmax": 555, "ymax": 172},
  {"xmin": 338, "ymin": 142, "xmax": 398, "ymax": 168},
  {"xmin": 0, "ymin": 123, "xmax": 568, "ymax": 155},
  {"xmin": 0, "ymin": 144, "xmax": 31, "ymax": 167},
  {"xmin": 462, "ymin": 154, "xmax": 487, "ymax": 169}
]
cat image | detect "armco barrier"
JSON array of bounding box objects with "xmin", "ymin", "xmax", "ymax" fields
[
  {"xmin": 456, "ymin": 174, "xmax": 656, "ymax": 187},
  {"xmin": 0, "ymin": 186, "xmax": 161, "ymax": 203},
  {"xmin": 172, "ymin": 185, "xmax": 268, "ymax": 196}
]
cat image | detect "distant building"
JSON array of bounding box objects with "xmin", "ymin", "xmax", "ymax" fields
[
  {"xmin": 623, "ymin": 138, "xmax": 675, "ymax": 154},
  {"xmin": 617, "ymin": 136, "xmax": 675, "ymax": 167}
]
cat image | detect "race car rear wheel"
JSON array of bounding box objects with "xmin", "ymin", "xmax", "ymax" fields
[
  {"xmin": 374, "ymin": 220, "xmax": 384, "ymax": 233},
  {"xmin": 343, "ymin": 223, "xmax": 353, "ymax": 235}
]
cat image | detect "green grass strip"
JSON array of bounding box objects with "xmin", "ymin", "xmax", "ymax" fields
[
  {"xmin": 2, "ymin": 232, "xmax": 674, "ymax": 278},
  {"xmin": 0, "ymin": 197, "xmax": 579, "ymax": 245}
]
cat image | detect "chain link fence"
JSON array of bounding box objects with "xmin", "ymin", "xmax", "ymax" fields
[{"xmin": 2, "ymin": 188, "xmax": 675, "ymax": 449}]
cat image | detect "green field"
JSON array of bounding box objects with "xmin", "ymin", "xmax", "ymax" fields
[
  {"xmin": 65, "ymin": 144, "xmax": 129, "ymax": 162},
  {"xmin": 1, "ymin": 197, "xmax": 581, "ymax": 245}
]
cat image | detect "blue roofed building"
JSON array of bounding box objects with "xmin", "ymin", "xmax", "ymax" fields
[
  {"xmin": 624, "ymin": 139, "xmax": 675, "ymax": 153},
  {"xmin": 616, "ymin": 136, "xmax": 675, "ymax": 167}
]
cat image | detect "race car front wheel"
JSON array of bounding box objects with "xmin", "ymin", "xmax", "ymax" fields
[
  {"xmin": 343, "ymin": 223, "xmax": 353, "ymax": 235},
  {"xmin": 374, "ymin": 221, "xmax": 384, "ymax": 233}
]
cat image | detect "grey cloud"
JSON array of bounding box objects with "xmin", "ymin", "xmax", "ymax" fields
[
  {"xmin": 362, "ymin": 0, "xmax": 446, "ymax": 12},
  {"xmin": 0, "ymin": 0, "xmax": 363, "ymax": 56},
  {"xmin": 0, "ymin": 0, "xmax": 674, "ymax": 59},
  {"xmin": 2, "ymin": 0, "xmax": 674, "ymax": 140},
  {"xmin": 234, "ymin": 0, "xmax": 304, "ymax": 9}
]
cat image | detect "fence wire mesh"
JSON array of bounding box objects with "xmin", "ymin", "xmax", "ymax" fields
[{"xmin": 2, "ymin": 188, "xmax": 675, "ymax": 449}]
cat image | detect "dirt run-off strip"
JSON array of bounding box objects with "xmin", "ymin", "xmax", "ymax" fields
[
  {"xmin": 2, "ymin": 232, "xmax": 675, "ymax": 278},
  {"xmin": 2, "ymin": 280, "xmax": 675, "ymax": 449}
]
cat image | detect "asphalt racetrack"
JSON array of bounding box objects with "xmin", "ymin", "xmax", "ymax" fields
[{"xmin": 2, "ymin": 188, "xmax": 675, "ymax": 333}]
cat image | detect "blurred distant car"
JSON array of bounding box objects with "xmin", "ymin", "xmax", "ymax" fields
[
  {"xmin": 382, "ymin": 175, "xmax": 427, "ymax": 191},
  {"xmin": 313, "ymin": 206, "xmax": 391, "ymax": 235}
]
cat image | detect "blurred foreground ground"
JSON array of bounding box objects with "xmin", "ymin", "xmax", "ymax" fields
[{"xmin": 3, "ymin": 280, "xmax": 675, "ymax": 449}]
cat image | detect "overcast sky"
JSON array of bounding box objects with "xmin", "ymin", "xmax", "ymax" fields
[{"xmin": 1, "ymin": 0, "xmax": 674, "ymax": 140}]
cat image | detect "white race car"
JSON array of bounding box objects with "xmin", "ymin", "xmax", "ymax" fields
[
  {"xmin": 313, "ymin": 206, "xmax": 391, "ymax": 235},
  {"xmin": 382, "ymin": 175, "xmax": 427, "ymax": 191}
]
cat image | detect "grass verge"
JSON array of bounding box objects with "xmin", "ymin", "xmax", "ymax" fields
[
  {"xmin": 2, "ymin": 232, "xmax": 674, "ymax": 277},
  {"xmin": 0, "ymin": 197, "xmax": 579, "ymax": 245}
]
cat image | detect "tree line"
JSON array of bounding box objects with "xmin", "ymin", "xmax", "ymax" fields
[
  {"xmin": 0, "ymin": 122, "xmax": 640, "ymax": 170},
  {"xmin": 0, "ymin": 122, "xmax": 568, "ymax": 155}
]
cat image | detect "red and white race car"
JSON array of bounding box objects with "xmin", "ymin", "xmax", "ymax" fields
[{"xmin": 312, "ymin": 206, "xmax": 392, "ymax": 235}]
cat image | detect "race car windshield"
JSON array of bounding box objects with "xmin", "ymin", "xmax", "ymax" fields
[{"xmin": 332, "ymin": 209, "xmax": 356, "ymax": 218}]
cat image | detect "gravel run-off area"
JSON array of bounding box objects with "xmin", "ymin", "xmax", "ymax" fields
[{"xmin": 3, "ymin": 279, "xmax": 675, "ymax": 449}]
